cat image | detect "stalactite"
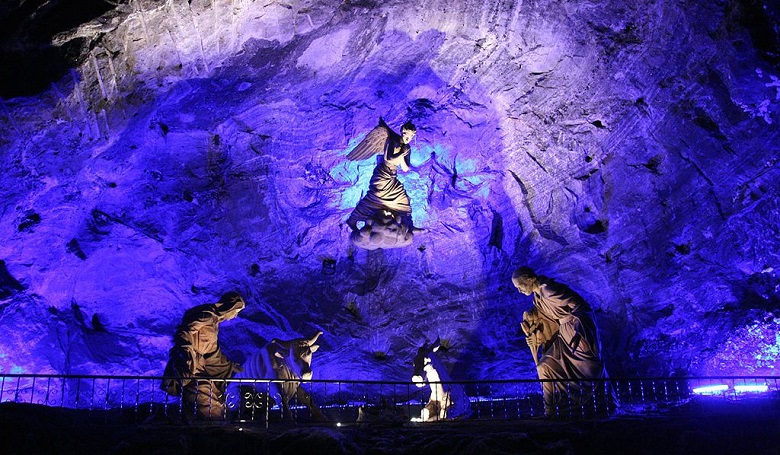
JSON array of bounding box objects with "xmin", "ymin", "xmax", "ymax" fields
[
  {"xmin": 90, "ymin": 52, "xmax": 109, "ymax": 102},
  {"xmin": 70, "ymin": 70, "xmax": 97, "ymax": 141},
  {"xmin": 507, "ymin": 0, "xmax": 523, "ymax": 36},
  {"xmin": 229, "ymin": 0, "xmax": 238, "ymax": 51},
  {"xmin": 104, "ymin": 52, "xmax": 127, "ymax": 120},
  {"xmin": 166, "ymin": 28, "xmax": 186, "ymax": 72},
  {"xmin": 122, "ymin": 19, "xmax": 132, "ymax": 56},
  {"xmin": 99, "ymin": 109, "xmax": 111, "ymax": 141},
  {"xmin": 187, "ymin": 1, "xmax": 211, "ymax": 73},
  {"xmin": 105, "ymin": 52, "xmax": 119, "ymax": 97},
  {"xmin": 212, "ymin": 0, "xmax": 221, "ymax": 55},
  {"xmin": 133, "ymin": 0, "xmax": 152, "ymax": 44},
  {"xmin": 291, "ymin": 2, "xmax": 299, "ymax": 36},
  {"xmin": 166, "ymin": 1, "xmax": 196, "ymax": 76},
  {"xmin": 50, "ymin": 82, "xmax": 75, "ymax": 122}
]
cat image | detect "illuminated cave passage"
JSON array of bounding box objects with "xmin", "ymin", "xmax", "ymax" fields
[{"xmin": 1, "ymin": 0, "xmax": 779, "ymax": 394}]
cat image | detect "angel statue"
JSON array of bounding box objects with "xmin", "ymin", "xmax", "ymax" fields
[{"xmin": 345, "ymin": 118, "xmax": 421, "ymax": 249}]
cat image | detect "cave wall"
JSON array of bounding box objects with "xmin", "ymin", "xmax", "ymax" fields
[{"xmin": 0, "ymin": 0, "xmax": 778, "ymax": 381}]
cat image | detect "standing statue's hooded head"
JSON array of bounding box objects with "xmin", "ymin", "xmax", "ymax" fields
[{"xmin": 215, "ymin": 291, "xmax": 246, "ymax": 321}]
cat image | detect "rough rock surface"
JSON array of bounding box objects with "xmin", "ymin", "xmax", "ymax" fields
[{"xmin": 0, "ymin": 0, "xmax": 778, "ymax": 382}]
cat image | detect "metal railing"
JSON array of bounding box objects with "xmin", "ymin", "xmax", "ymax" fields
[{"xmin": 1, "ymin": 374, "xmax": 778, "ymax": 425}]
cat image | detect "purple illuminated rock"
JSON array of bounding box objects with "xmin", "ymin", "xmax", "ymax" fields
[{"xmin": 0, "ymin": 0, "xmax": 777, "ymax": 382}]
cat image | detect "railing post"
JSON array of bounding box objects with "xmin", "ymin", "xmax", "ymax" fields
[
  {"xmin": 105, "ymin": 378, "xmax": 111, "ymax": 411},
  {"xmin": 60, "ymin": 377, "xmax": 66, "ymax": 408},
  {"xmin": 87, "ymin": 378, "xmax": 94, "ymax": 409},
  {"xmin": 178, "ymin": 379, "xmax": 185, "ymax": 420},
  {"xmin": 28, "ymin": 376, "xmax": 36, "ymax": 404},
  {"xmin": 406, "ymin": 382, "xmax": 411, "ymax": 421},
  {"xmin": 490, "ymin": 382, "xmax": 496, "ymax": 420},
  {"xmin": 120, "ymin": 378, "xmax": 126, "ymax": 414},
  {"xmin": 339, "ymin": 381, "xmax": 344, "ymax": 423},
  {"xmin": 147, "ymin": 378, "xmax": 154, "ymax": 422},
  {"xmin": 265, "ymin": 380, "xmax": 270, "ymax": 429},
  {"xmin": 45, "ymin": 377, "xmax": 52, "ymax": 406},
  {"xmin": 163, "ymin": 384, "xmax": 171, "ymax": 419}
]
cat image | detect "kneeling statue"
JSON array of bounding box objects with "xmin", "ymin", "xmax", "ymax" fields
[{"xmin": 161, "ymin": 292, "xmax": 245, "ymax": 420}]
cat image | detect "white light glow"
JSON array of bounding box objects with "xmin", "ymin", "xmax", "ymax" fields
[
  {"xmin": 692, "ymin": 384, "xmax": 728, "ymax": 395},
  {"xmin": 734, "ymin": 384, "xmax": 769, "ymax": 393}
]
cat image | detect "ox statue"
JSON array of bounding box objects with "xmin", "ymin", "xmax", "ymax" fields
[
  {"xmin": 231, "ymin": 331, "xmax": 325, "ymax": 421},
  {"xmin": 411, "ymin": 338, "xmax": 471, "ymax": 421}
]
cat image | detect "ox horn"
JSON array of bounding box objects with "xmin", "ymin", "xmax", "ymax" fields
[
  {"xmin": 308, "ymin": 331, "xmax": 323, "ymax": 345},
  {"xmin": 272, "ymin": 339, "xmax": 290, "ymax": 350}
]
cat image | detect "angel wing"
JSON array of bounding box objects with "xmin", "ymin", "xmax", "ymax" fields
[{"xmin": 346, "ymin": 118, "xmax": 400, "ymax": 161}]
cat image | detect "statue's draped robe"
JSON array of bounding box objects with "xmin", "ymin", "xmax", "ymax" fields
[
  {"xmin": 532, "ymin": 277, "xmax": 608, "ymax": 415},
  {"xmin": 347, "ymin": 140, "xmax": 412, "ymax": 227},
  {"xmin": 161, "ymin": 304, "xmax": 238, "ymax": 419}
]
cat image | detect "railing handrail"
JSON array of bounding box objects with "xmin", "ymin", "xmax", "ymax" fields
[
  {"xmin": 1, "ymin": 373, "xmax": 777, "ymax": 425},
  {"xmin": 0, "ymin": 373, "xmax": 778, "ymax": 384}
]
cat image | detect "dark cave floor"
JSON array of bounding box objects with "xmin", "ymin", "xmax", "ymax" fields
[{"xmin": 1, "ymin": 400, "xmax": 779, "ymax": 454}]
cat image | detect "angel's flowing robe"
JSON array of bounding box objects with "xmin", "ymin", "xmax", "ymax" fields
[
  {"xmin": 348, "ymin": 150, "xmax": 412, "ymax": 226},
  {"xmin": 531, "ymin": 276, "xmax": 609, "ymax": 416}
]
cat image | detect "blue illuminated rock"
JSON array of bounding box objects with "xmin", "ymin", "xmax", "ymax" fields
[{"xmin": 0, "ymin": 0, "xmax": 778, "ymax": 382}]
